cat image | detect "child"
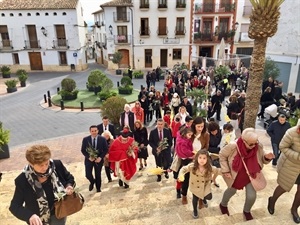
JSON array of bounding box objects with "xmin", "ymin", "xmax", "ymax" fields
[
  {"xmin": 220, "ymin": 123, "xmax": 236, "ymax": 148},
  {"xmin": 163, "ymin": 110, "xmax": 171, "ymax": 127},
  {"xmin": 174, "ymin": 126, "xmax": 194, "ymax": 201},
  {"xmin": 178, "ymin": 150, "xmax": 221, "ymax": 219}
]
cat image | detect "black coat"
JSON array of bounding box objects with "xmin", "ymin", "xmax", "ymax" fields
[
  {"xmin": 208, "ymin": 130, "xmax": 222, "ymax": 154},
  {"xmin": 81, "ymin": 135, "xmax": 108, "ymax": 160},
  {"xmin": 120, "ymin": 111, "xmax": 135, "ymax": 132},
  {"xmin": 148, "ymin": 128, "xmax": 172, "ymax": 155},
  {"xmin": 133, "ymin": 127, "xmax": 148, "ymax": 146},
  {"xmin": 9, "ymin": 160, "xmax": 75, "ymax": 224},
  {"xmin": 97, "ymin": 123, "xmax": 115, "ymax": 138}
]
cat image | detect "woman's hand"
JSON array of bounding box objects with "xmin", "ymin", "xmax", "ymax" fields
[
  {"xmin": 223, "ymin": 173, "xmax": 232, "ymax": 179},
  {"xmin": 29, "ymin": 214, "xmax": 42, "ymax": 225},
  {"xmin": 264, "ymin": 152, "xmax": 275, "ymax": 160},
  {"xmin": 65, "ymin": 185, "xmax": 74, "ymax": 195},
  {"xmin": 140, "ymin": 144, "xmax": 144, "ymax": 148}
]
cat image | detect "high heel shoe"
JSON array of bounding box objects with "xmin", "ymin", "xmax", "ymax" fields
[
  {"xmin": 243, "ymin": 211, "xmax": 253, "ymax": 221},
  {"xmin": 267, "ymin": 197, "xmax": 275, "ymax": 215},
  {"xmin": 291, "ymin": 210, "xmax": 300, "ymax": 224}
]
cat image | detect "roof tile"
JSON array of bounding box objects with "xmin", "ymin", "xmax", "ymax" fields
[
  {"xmin": 101, "ymin": 0, "xmax": 133, "ymax": 7},
  {"xmin": 0, "ymin": 0, "xmax": 78, "ymax": 10}
]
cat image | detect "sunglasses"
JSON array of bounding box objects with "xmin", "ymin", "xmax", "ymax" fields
[{"xmin": 243, "ymin": 139, "xmax": 258, "ymax": 147}]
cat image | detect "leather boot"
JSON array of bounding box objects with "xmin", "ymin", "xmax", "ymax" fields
[
  {"xmin": 182, "ymin": 196, "xmax": 188, "ymax": 205},
  {"xmin": 198, "ymin": 199, "xmax": 204, "ymax": 209}
]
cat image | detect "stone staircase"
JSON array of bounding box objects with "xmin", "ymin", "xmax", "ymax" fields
[{"xmin": 1, "ymin": 159, "xmax": 296, "ymax": 225}]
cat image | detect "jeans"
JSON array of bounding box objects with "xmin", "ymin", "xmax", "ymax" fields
[
  {"xmin": 221, "ymin": 183, "xmax": 256, "ymax": 212},
  {"xmin": 271, "ymin": 143, "xmax": 280, "ymax": 165}
]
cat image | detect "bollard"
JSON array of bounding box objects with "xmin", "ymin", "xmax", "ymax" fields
[
  {"xmin": 140, "ymin": 85, "xmax": 143, "ymax": 90},
  {"xmin": 117, "ymin": 81, "xmax": 120, "ymax": 87},
  {"xmin": 80, "ymin": 101, "xmax": 84, "ymax": 111},
  {"xmin": 47, "ymin": 90, "xmax": 51, "ymax": 98},
  {"xmin": 44, "ymin": 94, "xmax": 47, "ymax": 103},
  {"xmin": 60, "ymin": 100, "xmax": 64, "ymax": 110},
  {"xmin": 48, "ymin": 97, "xmax": 52, "ymax": 107},
  {"xmin": 57, "ymin": 87, "xmax": 60, "ymax": 93}
]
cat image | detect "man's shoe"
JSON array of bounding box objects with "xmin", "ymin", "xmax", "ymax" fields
[
  {"xmin": 118, "ymin": 179, "xmax": 123, "ymax": 187},
  {"xmin": 89, "ymin": 182, "xmax": 94, "ymax": 191},
  {"xmin": 193, "ymin": 211, "xmax": 199, "ymax": 219},
  {"xmin": 108, "ymin": 179, "xmax": 112, "ymax": 183},
  {"xmin": 124, "ymin": 183, "xmax": 129, "ymax": 189},
  {"xmin": 203, "ymin": 199, "xmax": 208, "ymax": 208},
  {"xmin": 182, "ymin": 196, "xmax": 188, "ymax": 205},
  {"xmin": 219, "ymin": 203, "xmax": 230, "ymax": 216},
  {"xmin": 96, "ymin": 189, "xmax": 101, "ymax": 193},
  {"xmin": 165, "ymin": 172, "xmax": 169, "ymax": 179},
  {"xmin": 243, "ymin": 211, "xmax": 253, "ymax": 221},
  {"xmin": 267, "ymin": 197, "xmax": 275, "ymax": 215},
  {"xmin": 157, "ymin": 175, "xmax": 162, "ymax": 182}
]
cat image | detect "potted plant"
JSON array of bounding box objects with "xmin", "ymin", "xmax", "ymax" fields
[
  {"xmin": 97, "ymin": 77, "xmax": 115, "ymax": 101},
  {"xmin": 87, "ymin": 69, "xmax": 106, "ymax": 94},
  {"xmin": 123, "ymin": 68, "xmax": 129, "ymax": 77},
  {"xmin": 118, "ymin": 76, "xmax": 133, "ymax": 94},
  {"xmin": 133, "ymin": 70, "xmax": 144, "ymax": 79},
  {"xmin": 16, "ymin": 69, "xmax": 28, "ymax": 87},
  {"xmin": 227, "ymin": 29, "xmax": 236, "ymax": 41},
  {"xmin": 214, "ymin": 65, "xmax": 231, "ymax": 83},
  {"xmin": 5, "ymin": 79, "xmax": 18, "ymax": 93},
  {"xmin": 1, "ymin": 65, "xmax": 11, "ymax": 78},
  {"xmin": 112, "ymin": 52, "xmax": 123, "ymax": 75},
  {"xmin": 100, "ymin": 96, "xmax": 128, "ymax": 135},
  {"xmin": 0, "ymin": 121, "xmax": 10, "ymax": 159},
  {"xmin": 58, "ymin": 78, "xmax": 78, "ymax": 100},
  {"xmin": 193, "ymin": 32, "xmax": 202, "ymax": 41}
]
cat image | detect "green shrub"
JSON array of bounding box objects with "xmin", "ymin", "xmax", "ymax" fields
[
  {"xmin": 101, "ymin": 77, "xmax": 113, "ymax": 92},
  {"xmin": 4, "ymin": 79, "xmax": 18, "ymax": 88},
  {"xmin": 59, "ymin": 90, "xmax": 79, "ymax": 100},
  {"xmin": 100, "ymin": 96, "xmax": 127, "ymax": 125},
  {"xmin": 133, "ymin": 70, "xmax": 144, "ymax": 78},
  {"xmin": 16, "ymin": 69, "xmax": 28, "ymax": 76},
  {"xmin": 0, "ymin": 65, "xmax": 10, "ymax": 74},
  {"xmin": 118, "ymin": 86, "xmax": 133, "ymax": 92},
  {"xmin": 263, "ymin": 57, "xmax": 280, "ymax": 80},
  {"xmin": 88, "ymin": 70, "xmax": 106, "ymax": 87},
  {"xmin": 61, "ymin": 78, "xmax": 76, "ymax": 92},
  {"xmin": 214, "ymin": 65, "xmax": 231, "ymax": 80},
  {"xmin": 120, "ymin": 76, "xmax": 132, "ymax": 87},
  {"xmin": 18, "ymin": 73, "xmax": 28, "ymax": 82},
  {"xmin": 97, "ymin": 91, "xmax": 117, "ymax": 101},
  {"xmin": 0, "ymin": 122, "xmax": 10, "ymax": 148},
  {"xmin": 111, "ymin": 52, "xmax": 123, "ymax": 68}
]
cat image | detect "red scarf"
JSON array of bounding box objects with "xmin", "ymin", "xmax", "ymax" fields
[{"xmin": 232, "ymin": 138, "xmax": 261, "ymax": 178}]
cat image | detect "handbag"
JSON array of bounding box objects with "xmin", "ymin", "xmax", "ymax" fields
[
  {"xmin": 236, "ymin": 144, "xmax": 267, "ymax": 191},
  {"xmin": 170, "ymin": 153, "xmax": 181, "ymax": 172},
  {"xmin": 54, "ymin": 192, "xmax": 84, "ymax": 219}
]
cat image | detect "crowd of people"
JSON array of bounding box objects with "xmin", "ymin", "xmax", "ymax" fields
[{"xmin": 8, "ymin": 64, "xmax": 300, "ymax": 224}]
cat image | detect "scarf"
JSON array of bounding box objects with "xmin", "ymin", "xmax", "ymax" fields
[
  {"xmin": 23, "ymin": 159, "xmax": 65, "ymax": 224},
  {"xmin": 232, "ymin": 138, "xmax": 261, "ymax": 178}
]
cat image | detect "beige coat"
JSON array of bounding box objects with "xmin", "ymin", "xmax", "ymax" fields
[
  {"xmin": 219, "ymin": 142, "xmax": 270, "ymax": 188},
  {"xmin": 178, "ymin": 163, "xmax": 221, "ymax": 198},
  {"xmin": 278, "ymin": 126, "xmax": 300, "ymax": 191}
]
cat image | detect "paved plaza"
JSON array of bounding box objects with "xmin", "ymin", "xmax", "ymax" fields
[{"xmin": 0, "ymin": 63, "xmax": 296, "ymax": 224}]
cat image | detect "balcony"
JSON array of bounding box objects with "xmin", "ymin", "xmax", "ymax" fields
[
  {"xmin": 53, "ymin": 39, "xmax": 69, "ymax": 49},
  {"xmin": 114, "ymin": 35, "xmax": 131, "ymax": 44},
  {"xmin": 139, "ymin": 27, "xmax": 151, "ymax": 36},
  {"xmin": 175, "ymin": 26, "xmax": 186, "ymax": 36},
  {"xmin": 243, "ymin": 6, "xmax": 252, "ymax": 16},
  {"xmin": 24, "ymin": 40, "xmax": 40, "ymax": 49},
  {"xmin": 176, "ymin": 2, "xmax": 186, "ymax": 9},
  {"xmin": 0, "ymin": 40, "xmax": 13, "ymax": 49},
  {"xmin": 157, "ymin": 27, "xmax": 168, "ymax": 36},
  {"xmin": 193, "ymin": 32, "xmax": 234, "ymax": 43},
  {"xmin": 194, "ymin": 3, "xmax": 235, "ymax": 13},
  {"xmin": 158, "ymin": 4, "xmax": 167, "ymax": 10},
  {"xmin": 140, "ymin": 3, "xmax": 149, "ymax": 10},
  {"xmin": 113, "ymin": 12, "xmax": 130, "ymax": 22}
]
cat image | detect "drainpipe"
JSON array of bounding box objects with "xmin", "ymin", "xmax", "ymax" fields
[{"xmin": 129, "ymin": 7, "xmax": 135, "ymax": 69}]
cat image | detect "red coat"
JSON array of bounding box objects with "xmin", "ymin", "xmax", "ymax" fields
[
  {"xmin": 109, "ymin": 137, "xmax": 138, "ymax": 181},
  {"xmin": 171, "ymin": 121, "xmax": 181, "ymax": 138},
  {"xmin": 163, "ymin": 115, "xmax": 171, "ymax": 126}
]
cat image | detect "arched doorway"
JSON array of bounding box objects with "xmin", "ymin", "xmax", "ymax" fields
[{"xmin": 118, "ymin": 49, "xmax": 129, "ymax": 68}]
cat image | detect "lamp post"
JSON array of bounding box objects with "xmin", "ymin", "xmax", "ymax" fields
[
  {"xmin": 109, "ymin": 25, "xmax": 113, "ymax": 35},
  {"xmin": 41, "ymin": 27, "xmax": 47, "ymax": 37}
]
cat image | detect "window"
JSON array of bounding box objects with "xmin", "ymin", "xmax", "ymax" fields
[
  {"xmin": 45, "ymin": 12, "xmax": 49, "ymax": 16},
  {"xmin": 140, "ymin": 18, "xmax": 149, "ymax": 35},
  {"xmin": 173, "ymin": 49, "xmax": 182, "ymax": 60},
  {"xmin": 158, "ymin": 0, "xmax": 167, "ymax": 8},
  {"xmin": 27, "ymin": 13, "xmax": 31, "ymax": 16},
  {"xmin": 53, "ymin": 12, "xmax": 57, "ymax": 16},
  {"xmin": 116, "ymin": 7, "xmax": 127, "ymax": 21},
  {"xmin": 18, "ymin": 13, "xmax": 22, "ymax": 16},
  {"xmin": 0, "ymin": 25, "xmax": 11, "ymax": 47},
  {"xmin": 10, "ymin": 13, "xmax": 14, "ymax": 16},
  {"xmin": 194, "ymin": 19, "xmax": 200, "ymax": 33},
  {"xmin": 12, "ymin": 53, "xmax": 20, "ymax": 64},
  {"xmin": 140, "ymin": 0, "xmax": 149, "ymax": 8},
  {"xmin": 36, "ymin": 12, "xmax": 40, "ymax": 16},
  {"xmin": 62, "ymin": 12, "xmax": 67, "ymax": 16},
  {"xmin": 59, "ymin": 52, "xmax": 67, "ymax": 65},
  {"xmin": 158, "ymin": 18, "xmax": 167, "ymax": 35},
  {"xmin": 176, "ymin": 18, "xmax": 185, "ymax": 35},
  {"xmin": 117, "ymin": 26, "xmax": 128, "ymax": 43}
]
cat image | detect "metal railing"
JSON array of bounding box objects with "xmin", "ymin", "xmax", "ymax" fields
[
  {"xmin": 24, "ymin": 40, "xmax": 40, "ymax": 49},
  {"xmin": 113, "ymin": 12, "xmax": 130, "ymax": 22},
  {"xmin": 195, "ymin": 3, "xmax": 235, "ymax": 13},
  {"xmin": 139, "ymin": 27, "xmax": 151, "ymax": 36},
  {"xmin": 140, "ymin": 3, "xmax": 149, "ymax": 9},
  {"xmin": 114, "ymin": 35, "xmax": 131, "ymax": 44},
  {"xmin": 53, "ymin": 39, "xmax": 69, "ymax": 48},
  {"xmin": 175, "ymin": 26, "xmax": 186, "ymax": 35},
  {"xmin": 0, "ymin": 40, "xmax": 12, "ymax": 49}
]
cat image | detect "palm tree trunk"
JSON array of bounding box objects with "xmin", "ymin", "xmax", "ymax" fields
[{"xmin": 244, "ymin": 38, "xmax": 268, "ymax": 129}]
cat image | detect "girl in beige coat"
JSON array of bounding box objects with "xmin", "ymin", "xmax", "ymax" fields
[
  {"xmin": 267, "ymin": 122, "xmax": 300, "ymax": 224},
  {"xmin": 178, "ymin": 150, "xmax": 221, "ymax": 219}
]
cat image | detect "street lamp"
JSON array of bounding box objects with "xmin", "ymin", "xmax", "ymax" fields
[
  {"xmin": 109, "ymin": 25, "xmax": 113, "ymax": 35},
  {"xmin": 235, "ymin": 22, "xmax": 239, "ymax": 30},
  {"xmin": 41, "ymin": 27, "xmax": 47, "ymax": 37}
]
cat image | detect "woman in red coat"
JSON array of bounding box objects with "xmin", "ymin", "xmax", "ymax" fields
[{"xmin": 109, "ymin": 128, "xmax": 138, "ymax": 189}]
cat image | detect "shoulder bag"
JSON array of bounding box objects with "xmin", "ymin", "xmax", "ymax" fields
[
  {"xmin": 236, "ymin": 144, "xmax": 267, "ymax": 191},
  {"xmin": 54, "ymin": 192, "xmax": 84, "ymax": 219}
]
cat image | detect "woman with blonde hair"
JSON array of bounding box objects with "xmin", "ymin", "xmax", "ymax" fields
[
  {"xmin": 102, "ymin": 130, "xmax": 114, "ymax": 183},
  {"xmin": 133, "ymin": 120, "xmax": 149, "ymax": 170},
  {"xmin": 10, "ymin": 145, "xmax": 75, "ymax": 225}
]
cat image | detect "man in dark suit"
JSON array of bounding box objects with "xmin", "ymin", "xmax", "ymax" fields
[
  {"xmin": 97, "ymin": 116, "xmax": 115, "ymax": 138},
  {"xmin": 120, "ymin": 104, "xmax": 135, "ymax": 132},
  {"xmin": 81, "ymin": 125, "xmax": 108, "ymax": 192},
  {"xmin": 149, "ymin": 118, "xmax": 173, "ymax": 182}
]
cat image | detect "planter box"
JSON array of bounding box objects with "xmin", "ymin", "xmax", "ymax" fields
[
  {"xmin": 7, "ymin": 87, "xmax": 17, "ymax": 93},
  {"xmin": 62, "ymin": 93, "xmax": 78, "ymax": 100},
  {"xmin": 134, "ymin": 76, "xmax": 144, "ymax": 79},
  {"xmin": 116, "ymin": 69, "xmax": 122, "ymax": 75},
  {"xmin": 2, "ymin": 73, "xmax": 11, "ymax": 78},
  {"xmin": 118, "ymin": 89, "xmax": 132, "ymax": 95},
  {"xmin": 0, "ymin": 144, "xmax": 10, "ymax": 159},
  {"xmin": 20, "ymin": 81, "xmax": 26, "ymax": 87}
]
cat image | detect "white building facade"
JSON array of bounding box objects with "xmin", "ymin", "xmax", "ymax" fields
[{"xmin": 0, "ymin": 0, "xmax": 88, "ymax": 72}]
